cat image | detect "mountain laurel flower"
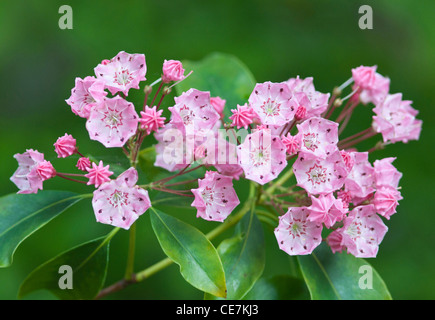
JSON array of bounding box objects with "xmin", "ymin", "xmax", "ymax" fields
[
  {"xmin": 337, "ymin": 205, "xmax": 388, "ymax": 258},
  {"xmin": 54, "ymin": 133, "xmax": 77, "ymax": 158},
  {"xmin": 237, "ymin": 128, "xmax": 287, "ymax": 185},
  {"xmin": 95, "ymin": 51, "xmax": 146, "ymax": 96},
  {"xmin": 373, "ymin": 157, "xmax": 402, "ymax": 189},
  {"xmin": 76, "ymin": 157, "xmax": 92, "ymax": 171},
  {"xmin": 372, "ymin": 93, "xmax": 422, "ymax": 144},
  {"xmin": 10, "ymin": 149, "xmax": 46, "ymax": 194},
  {"xmin": 85, "ymin": 161, "xmax": 114, "ymax": 188},
  {"xmin": 139, "ymin": 106, "xmax": 166, "ymax": 135},
  {"xmin": 286, "ymin": 76, "xmax": 330, "ymax": 119},
  {"xmin": 249, "ymin": 81, "xmax": 297, "ymax": 126},
  {"xmin": 229, "ymin": 103, "xmax": 256, "ymax": 129},
  {"xmin": 326, "ymin": 230, "xmax": 345, "ymax": 254},
  {"xmin": 343, "ymin": 152, "xmax": 375, "ymax": 200},
  {"xmin": 169, "ymin": 88, "xmax": 220, "ymax": 133},
  {"xmin": 274, "ymin": 207, "xmax": 323, "ymax": 256},
  {"xmin": 351, "ymin": 65, "xmax": 378, "ymax": 90},
  {"xmin": 162, "ymin": 59, "xmax": 186, "ymax": 83},
  {"xmin": 293, "ymin": 150, "xmax": 347, "ymax": 195},
  {"xmin": 66, "ymin": 76, "xmax": 107, "ymax": 118},
  {"xmin": 191, "ymin": 171, "xmax": 240, "ymax": 222},
  {"xmin": 92, "ymin": 168, "xmax": 151, "ymax": 230},
  {"xmin": 86, "ymin": 96, "xmax": 139, "ymax": 148},
  {"xmin": 295, "ymin": 117, "xmax": 339, "ymax": 159}
]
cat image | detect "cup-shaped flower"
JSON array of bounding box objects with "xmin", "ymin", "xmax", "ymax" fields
[{"xmin": 92, "ymin": 168, "xmax": 151, "ymax": 229}]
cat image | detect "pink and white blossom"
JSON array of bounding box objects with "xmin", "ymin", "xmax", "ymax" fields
[
  {"xmin": 373, "ymin": 186, "xmax": 403, "ymax": 220},
  {"xmin": 293, "ymin": 150, "xmax": 347, "ymax": 195},
  {"xmin": 66, "ymin": 76, "xmax": 107, "ymax": 118},
  {"xmin": 210, "ymin": 96, "xmax": 226, "ymax": 118},
  {"xmin": 95, "ymin": 51, "xmax": 146, "ymax": 96},
  {"xmin": 86, "ymin": 96, "xmax": 139, "ymax": 148},
  {"xmin": 10, "ymin": 149, "xmax": 47, "ymax": 194},
  {"xmin": 92, "ymin": 167, "xmax": 151, "ymax": 229},
  {"xmin": 274, "ymin": 207, "xmax": 323, "ymax": 256},
  {"xmin": 249, "ymin": 81, "xmax": 297, "ymax": 126},
  {"xmin": 372, "ymin": 93, "xmax": 422, "ymax": 144},
  {"xmin": 343, "ymin": 151, "xmax": 375, "ymax": 200},
  {"xmin": 295, "ymin": 117, "xmax": 339, "ymax": 159},
  {"xmin": 191, "ymin": 171, "xmax": 240, "ymax": 222},
  {"xmin": 237, "ymin": 128, "xmax": 287, "ymax": 185},
  {"xmin": 338, "ymin": 205, "xmax": 388, "ymax": 258}
]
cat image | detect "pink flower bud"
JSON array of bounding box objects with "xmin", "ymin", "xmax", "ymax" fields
[
  {"xmin": 54, "ymin": 133, "xmax": 77, "ymax": 158},
  {"xmin": 162, "ymin": 59, "xmax": 185, "ymax": 83},
  {"xmin": 210, "ymin": 96, "xmax": 226, "ymax": 118},
  {"xmin": 77, "ymin": 157, "xmax": 91, "ymax": 171},
  {"xmin": 36, "ymin": 160, "xmax": 56, "ymax": 181}
]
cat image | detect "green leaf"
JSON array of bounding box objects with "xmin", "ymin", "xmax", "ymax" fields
[
  {"xmin": 18, "ymin": 231, "xmax": 116, "ymax": 300},
  {"xmin": 297, "ymin": 242, "xmax": 392, "ymax": 300},
  {"xmin": 176, "ymin": 52, "xmax": 257, "ymax": 119},
  {"xmin": 138, "ymin": 146, "xmax": 161, "ymax": 182},
  {"xmin": 205, "ymin": 212, "xmax": 265, "ymax": 300},
  {"xmin": 243, "ymin": 275, "xmax": 310, "ymax": 300},
  {"xmin": 149, "ymin": 207, "xmax": 226, "ymax": 297},
  {"xmin": 0, "ymin": 191, "xmax": 87, "ymax": 268},
  {"xmin": 88, "ymin": 154, "xmax": 131, "ymax": 177}
]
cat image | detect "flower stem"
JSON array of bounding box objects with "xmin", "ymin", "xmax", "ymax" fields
[{"xmin": 124, "ymin": 222, "xmax": 136, "ymax": 281}]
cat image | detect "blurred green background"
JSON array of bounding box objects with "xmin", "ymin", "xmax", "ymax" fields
[{"xmin": 0, "ymin": 0, "xmax": 434, "ymax": 299}]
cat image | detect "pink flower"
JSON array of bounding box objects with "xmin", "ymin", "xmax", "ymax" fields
[
  {"xmin": 36, "ymin": 160, "xmax": 56, "ymax": 181},
  {"xmin": 374, "ymin": 187, "xmax": 403, "ymax": 220},
  {"xmin": 372, "ymin": 93, "xmax": 422, "ymax": 144},
  {"xmin": 373, "ymin": 157, "xmax": 402, "ymax": 189},
  {"xmin": 86, "ymin": 96, "xmax": 139, "ymax": 148},
  {"xmin": 10, "ymin": 149, "xmax": 46, "ymax": 194},
  {"xmin": 281, "ymin": 133, "xmax": 301, "ymax": 155},
  {"xmin": 343, "ymin": 152, "xmax": 375, "ymax": 199},
  {"xmin": 338, "ymin": 205, "xmax": 388, "ymax": 258},
  {"xmin": 307, "ymin": 193, "xmax": 347, "ymax": 228},
  {"xmin": 139, "ymin": 106, "xmax": 166, "ymax": 135},
  {"xmin": 229, "ymin": 103, "xmax": 256, "ymax": 129},
  {"xmin": 191, "ymin": 171, "xmax": 240, "ymax": 222},
  {"xmin": 355, "ymin": 69, "xmax": 390, "ymax": 106},
  {"xmin": 293, "ymin": 150, "xmax": 347, "ymax": 195},
  {"xmin": 66, "ymin": 76, "xmax": 107, "ymax": 118},
  {"xmin": 213, "ymin": 135, "xmax": 244, "ymax": 180},
  {"xmin": 162, "ymin": 59, "xmax": 185, "ymax": 83},
  {"xmin": 352, "ymin": 66, "xmax": 377, "ymax": 90},
  {"xmin": 94, "ymin": 51, "xmax": 146, "ymax": 96},
  {"xmin": 85, "ymin": 161, "xmax": 113, "ymax": 188},
  {"xmin": 249, "ymin": 81, "xmax": 297, "ymax": 126},
  {"xmin": 210, "ymin": 96, "xmax": 226, "ymax": 118},
  {"xmin": 286, "ymin": 76, "xmax": 330, "ymax": 119},
  {"xmin": 294, "ymin": 104, "xmax": 307, "ymax": 120},
  {"xmin": 92, "ymin": 167, "xmax": 151, "ymax": 230},
  {"xmin": 326, "ymin": 231, "xmax": 345, "ymax": 254},
  {"xmin": 169, "ymin": 88, "xmax": 220, "ymax": 133},
  {"xmin": 274, "ymin": 207, "xmax": 323, "ymax": 256},
  {"xmin": 76, "ymin": 157, "xmax": 91, "ymax": 171},
  {"xmin": 295, "ymin": 117, "xmax": 339, "ymax": 159},
  {"xmin": 54, "ymin": 133, "xmax": 77, "ymax": 158},
  {"xmin": 237, "ymin": 128, "xmax": 287, "ymax": 185}
]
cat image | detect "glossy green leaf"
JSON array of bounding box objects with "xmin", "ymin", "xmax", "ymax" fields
[
  {"xmin": 205, "ymin": 212, "xmax": 265, "ymax": 300},
  {"xmin": 297, "ymin": 243, "xmax": 392, "ymax": 300},
  {"xmin": 0, "ymin": 191, "xmax": 87, "ymax": 268},
  {"xmin": 176, "ymin": 52, "xmax": 256, "ymax": 119},
  {"xmin": 150, "ymin": 207, "xmax": 226, "ymax": 297},
  {"xmin": 18, "ymin": 231, "xmax": 116, "ymax": 300},
  {"xmin": 243, "ymin": 275, "xmax": 310, "ymax": 300}
]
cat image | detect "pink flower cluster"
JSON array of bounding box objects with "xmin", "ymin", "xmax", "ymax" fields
[{"xmin": 10, "ymin": 53, "xmax": 422, "ymax": 258}]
